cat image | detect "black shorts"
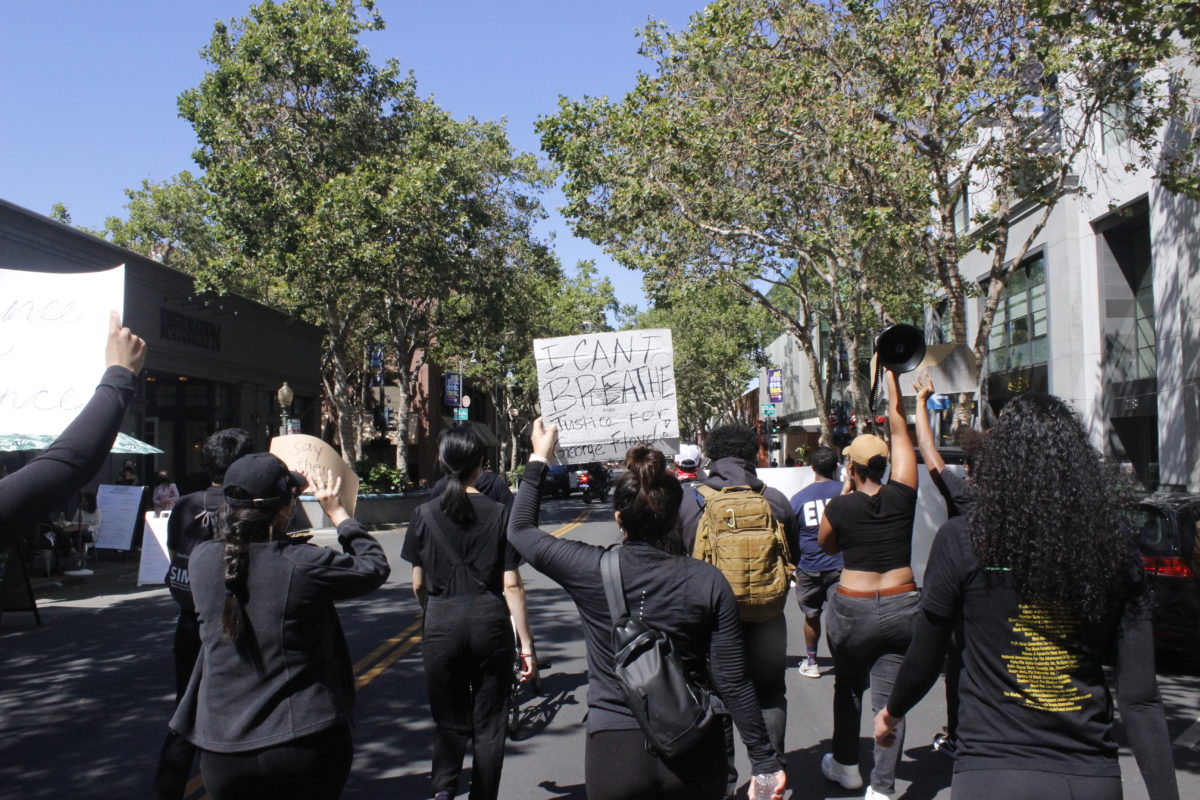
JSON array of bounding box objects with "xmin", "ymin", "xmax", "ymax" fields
[{"xmin": 793, "ymin": 569, "xmax": 841, "ymax": 619}]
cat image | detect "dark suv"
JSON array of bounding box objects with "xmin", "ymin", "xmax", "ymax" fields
[{"xmin": 1135, "ymin": 492, "xmax": 1200, "ymax": 658}]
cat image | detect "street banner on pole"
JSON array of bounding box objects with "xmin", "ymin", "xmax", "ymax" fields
[
  {"xmin": 270, "ymin": 433, "xmax": 360, "ymax": 515},
  {"xmin": 0, "ymin": 265, "xmax": 125, "ymax": 436},
  {"xmin": 534, "ymin": 328, "xmax": 679, "ymax": 463},
  {"xmin": 766, "ymin": 368, "xmax": 784, "ymax": 403},
  {"xmin": 95, "ymin": 484, "xmax": 145, "ymax": 550}
]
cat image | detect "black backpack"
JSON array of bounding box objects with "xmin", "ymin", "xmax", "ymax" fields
[{"xmin": 600, "ymin": 546, "xmax": 715, "ymax": 758}]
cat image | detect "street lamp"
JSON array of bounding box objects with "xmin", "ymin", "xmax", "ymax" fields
[{"xmin": 277, "ymin": 381, "xmax": 294, "ymax": 436}]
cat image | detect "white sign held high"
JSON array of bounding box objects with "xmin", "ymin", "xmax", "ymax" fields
[
  {"xmin": 0, "ymin": 265, "xmax": 125, "ymax": 436},
  {"xmin": 534, "ymin": 328, "xmax": 679, "ymax": 463}
]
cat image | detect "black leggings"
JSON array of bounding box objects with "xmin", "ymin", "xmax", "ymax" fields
[
  {"xmin": 585, "ymin": 725, "xmax": 726, "ymax": 800},
  {"xmin": 423, "ymin": 592, "xmax": 514, "ymax": 800},
  {"xmin": 198, "ymin": 724, "xmax": 352, "ymax": 800},
  {"xmin": 952, "ymin": 768, "xmax": 1121, "ymax": 800}
]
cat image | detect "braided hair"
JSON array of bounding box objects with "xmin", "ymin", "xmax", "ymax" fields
[
  {"xmin": 217, "ymin": 489, "xmax": 288, "ymax": 668},
  {"xmin": 613, "ymin": 445, "xmax": 684, "ymax": 550},
  {"xmin": 438, "ymin": 426, "xmax": 485, "ymax": 526}
]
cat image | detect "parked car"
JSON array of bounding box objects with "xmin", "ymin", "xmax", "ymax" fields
[{"xmin": 1135, "ymin": 491, "xmax": 1200, "ymax": 660}]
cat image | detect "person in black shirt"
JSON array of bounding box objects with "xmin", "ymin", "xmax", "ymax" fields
[
  {"xmin": 676, "ymin": 422, "xmax": 799, "ymax": 795},
  {"xmin": 169, "ymin": 456, "xmax": 389, "ymax": 800},
  {"xmin": 0, "ymin": 312, "xmax": 145, "ymax": 544},
  {"xmin": 509, "ymin": 419, "xmax": 786, "ymax": 800},
  {"xmin": 817, "ymin": 368, "xmax": 919, "ymax": 799},
  {"xmin": 155, "ymin": 428, "xmax": 253, "ymax": 800},
  {"xmin": 913, "ymin": 371, "xmax": 986, "ymax": 758},
  {"xmin": 875, "ymin": 393, "xmax": 1178, "ymax": 800},
  {"xmin": 402, "ymin": 427, "xmax": 534, "ymax": 800}
]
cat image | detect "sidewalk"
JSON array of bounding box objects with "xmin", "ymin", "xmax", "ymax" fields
[{"xmin": 27, "ymin": 526, "xmax": 406, "ymax": 604}]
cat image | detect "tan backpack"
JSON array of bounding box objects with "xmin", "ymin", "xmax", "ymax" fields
[{"xmin": 692, "ymin": 485, "xmax": 794, "ymax": 622}]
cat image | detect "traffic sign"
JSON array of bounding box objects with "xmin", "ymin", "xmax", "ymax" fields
[
  {"xmin": 762, "ymin": 404, "xmax": 777, "ymax": 417},
  {"xmin": 453, "ymin": 407, "xmax": 469, "ymax": 421}
]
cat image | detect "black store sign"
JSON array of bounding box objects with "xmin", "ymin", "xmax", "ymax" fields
[{"xmin": 160, "ymin": 309, "xmax": 221, "ymax": 352}]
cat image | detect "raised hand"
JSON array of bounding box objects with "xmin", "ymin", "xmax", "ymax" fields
[{"xmin": 105, "ymin": 311, "xmax": 147, "ymax": 375}]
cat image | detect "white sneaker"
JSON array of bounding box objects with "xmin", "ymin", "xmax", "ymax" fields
[
  {"xmin": 820, "ymin": 753, "xmax": 863, "ymax": 790},
  {"xmin": 863, "ymin": 787, "xmax": 893, "ymax": 800},
  {"xmin": 798, "ymin": 659, "xmax": 820, "ymax": 678}
]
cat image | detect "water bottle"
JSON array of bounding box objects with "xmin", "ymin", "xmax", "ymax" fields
[{"xmin": 752, "ymin": 772, "xmax": 777, "ymax": 800}]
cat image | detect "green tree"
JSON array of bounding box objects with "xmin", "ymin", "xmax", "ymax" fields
[
  {"xmin": 539, "ymin": 1, "xmax": 931, "ymax": 443},
  {"xmin": 179, "ymin": 0, "xmax": 550, "ymax": 471},
  {"xmin": 832, "ymin": 0, "xmax": 1195, "ymax": 423},
  {"xmin": 102, "ymin": 172, "xmax": 225, "ymax": 280},
  {"xmin": 633, "ymin": 280, "xmax": 774, "ymax": 439}
]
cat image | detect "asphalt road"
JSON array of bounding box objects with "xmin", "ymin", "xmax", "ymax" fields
[{"xmin": 2, "ymin": 496, "xmax": 1198, "ymax": 799}]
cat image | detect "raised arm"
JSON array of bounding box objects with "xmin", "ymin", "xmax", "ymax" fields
[
  {"xmin": 913, "ymin": 371, "xmax": 945, "ymax": 475},
  {"xmin": 507, "ymin": 419, "xmax": 602, "ymax": 588},
  {"xmin": 885, "ymin": 369, "xmax": 917, "ymax": 489},
  {"xmin": 298, "ymin": 469, "xmax": 390, "ymax": 599},
  {"xmin": 0, "ymin": 312, "xmax": 146, "ymax": 537}
]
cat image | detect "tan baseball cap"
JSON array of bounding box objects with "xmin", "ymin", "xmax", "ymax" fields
[{"xmin": 843, "ymin": 434, "xmax": 889, "ymax": 465}]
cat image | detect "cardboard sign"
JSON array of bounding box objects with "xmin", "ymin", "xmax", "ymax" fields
[
  {"xmin": 137, "ymin": 513, "xmax": 171, "ymax": 587},
  {"xmin": 95, "ymin": 484, "xmax": 145, "ymax": 550},
  {"xmin": 891, "ymin": 343, "xmax": 980, "ymax": 397},
  {"xmin": 270, "ymin": 434, "xmax": 359, "ymax": 515},
  {"xmin": 0, "ymin": 265, "xmax": 125, "ymax": 436},
  {"xmin": 534, "ymin": 329, "xmax": 679, "ymax": 463}
]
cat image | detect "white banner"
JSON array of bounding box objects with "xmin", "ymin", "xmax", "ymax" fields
[
  {"xmin": 138, "ymin": 513, "xmax": 172, "ymax": 587},
  {"xmin": 95, "ymin": 484, "xmax": 144, "ymax": 551},
  {"xmin": 534, "ymin": 328, "xmax": 679, "ymax": 463},
  {"xmin": 0, "ymin": 265, "xmax": 125, "ymax": 436}
]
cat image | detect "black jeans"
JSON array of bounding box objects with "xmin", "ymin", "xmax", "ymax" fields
[
  {"xmin": 720, "ymin": 612, "xmax": 787, "ymax": 794},
  {"xmin": 952, "ymin": 768, "xmax": 1121, "ymax": 800},
  {"xmin": 826, "ymin": 589, "xmax": 920, "ymax": 795},
  {"xmin": 198, "ymin": 724, "xmax": 352, "ymax": 800},
  {"xmin": 585, "ymin": 725, "xmax": 727, "ymax": 800},
  {"xmin": 423, "ymin": 592, "xmax": 514, "ymax": 800},
  {"xmin": 154, "ymin": 612, "xmax": 202, "ymax": 800}
]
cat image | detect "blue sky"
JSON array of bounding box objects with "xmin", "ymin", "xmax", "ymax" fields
[{"xmin": 0, "ymin": 0, "xmax": 708, "ymax": 311}]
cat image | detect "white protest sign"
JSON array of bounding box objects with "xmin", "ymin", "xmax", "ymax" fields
[
  {"xmin": 95, "ymin": 484, "xmax": 144, "ymax": 550},
  {"xmin": 270, "ymin": 434, "xmax": 360, "ymax": 516},
  {"xmin": 0, "ymin": 265, "xmax": 125, "ymax": 435},
  {"xmin": 138, "ymin": 513, "xmax": 172, "ymax": 587},
  {"xmin": 534, "ymin": 328, "xmax": 679, "ymax": 463}
]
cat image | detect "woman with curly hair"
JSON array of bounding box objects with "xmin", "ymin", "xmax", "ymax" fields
[{"xmin": 874, "ymin": 394, "xmax": 1178, "ymax": 800}]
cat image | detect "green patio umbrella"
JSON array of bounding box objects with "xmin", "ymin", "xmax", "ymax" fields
[{"xmin": 0, "ymin": 432, "xmax": 163, "ymax": 454}]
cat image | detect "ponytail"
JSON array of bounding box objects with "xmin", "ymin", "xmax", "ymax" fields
[
  {"xmin": 218, "ymin": 497, "xmax": 280, "ymax": 671},
  {"xmin": 613, "ymin": 444, "xmax": 683, "ymax": 548},
  {"xmin": 438, "ymin": 426, "xmax": 485, "ymax": 526}
]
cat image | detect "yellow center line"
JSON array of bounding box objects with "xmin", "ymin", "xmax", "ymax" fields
[
  {"xmin": 356, "ymin": 633, "xmax": 423, "ymax": 689},
  {"xmin": 353, "ymin": 619, "xmax": 422, "ymax": 674}
]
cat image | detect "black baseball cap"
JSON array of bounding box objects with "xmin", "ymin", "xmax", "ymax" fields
[{"xmin": 223, "ymin": 453, "xmax": 308, "ymax": 508}]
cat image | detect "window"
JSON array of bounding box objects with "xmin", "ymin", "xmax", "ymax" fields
[
  {"xmin": 952, "ymin": 188, "xmax": 970, "ymax": 234},
  {"xmin": 986, "ymin": 254, "xmax": 1048, "ymax": 375},
  {"xmin": 1101, "ymin": 75, "xmax": 1142, "ymax": 154}
]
